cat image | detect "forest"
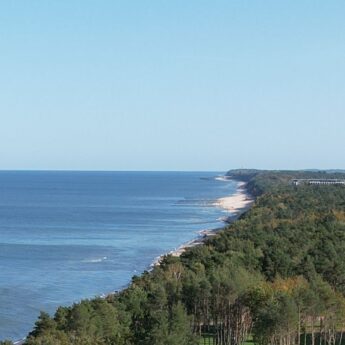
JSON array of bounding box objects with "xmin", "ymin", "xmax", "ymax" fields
[{"xmin": 2, "ymin": 169, "xmax": 345, "ymax": 345}]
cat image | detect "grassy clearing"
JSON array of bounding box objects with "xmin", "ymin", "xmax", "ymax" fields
[{"xmin": 199, "ymin": 335, "xmax": 254, "ymax": 345}]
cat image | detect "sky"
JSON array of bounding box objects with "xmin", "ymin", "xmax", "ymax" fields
[{"xmin": 0, "ymin": 1, "xmax": 344, "ymax": 171}]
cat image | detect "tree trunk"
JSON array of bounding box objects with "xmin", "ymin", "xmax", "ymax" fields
[
  {"xmin": 338, "ymin": 329, "xmax": 343, "ymax": 345},
  {"xmin": 298, "ymin": 307, "xmax": 301, "ymax": 345}
]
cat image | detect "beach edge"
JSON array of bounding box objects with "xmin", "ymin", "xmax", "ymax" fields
[{"xmin": 151, "ymin": 179, "xmax": 254, "ymax": 266}]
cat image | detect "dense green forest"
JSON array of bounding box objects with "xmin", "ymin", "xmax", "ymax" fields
[{"xmin": 3, "ymin": 170, "xmax": 345, "ymax": 345}]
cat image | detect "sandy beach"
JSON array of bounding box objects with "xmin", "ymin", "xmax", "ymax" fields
[
  {"xmin": 152, "ymin": 180, "xmax": 254, "ymax": 266},
  {"xmin": 213, "ymin": 181, "xmax": 254, "ymax": 216}
]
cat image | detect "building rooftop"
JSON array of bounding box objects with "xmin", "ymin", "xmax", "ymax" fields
[{"xmin": 292, "ymin": 179, "xmax": 345, "ymax": 186}]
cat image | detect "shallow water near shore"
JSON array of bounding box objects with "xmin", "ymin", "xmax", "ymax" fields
[{"xmin": 0, "ymin": 171, "xmax": 238, "ymax": 340}]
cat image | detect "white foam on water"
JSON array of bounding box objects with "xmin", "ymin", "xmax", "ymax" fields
[{"xmin": 83, "ymin": 256, "xmax": 107, "ymax": 263}]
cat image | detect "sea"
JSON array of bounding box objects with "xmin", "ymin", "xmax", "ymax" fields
[{"xmin": 0, "ymin": 171, "xmax": 237, "ymax": 341}]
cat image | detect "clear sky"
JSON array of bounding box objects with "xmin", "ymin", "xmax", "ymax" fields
[{"xmin": 0, "ymin": 1, "xmax": 344, "ymax": 171}]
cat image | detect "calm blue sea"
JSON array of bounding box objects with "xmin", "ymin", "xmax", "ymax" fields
[{"xmin": 0, "ymin": 171, "xmax": 237, "ymax": 341}]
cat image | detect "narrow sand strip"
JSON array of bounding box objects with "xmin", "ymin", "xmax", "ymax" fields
[
  {"xmin": 152, "ymin": 181, "xmax": 254, "ymax": 266},
  {"xmin": 213, "ymin": 181, "xmax": 254, "ymax": 215}
]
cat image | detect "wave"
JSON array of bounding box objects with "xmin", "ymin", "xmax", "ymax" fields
[
  {"xmin": 82, "ymin": 256, "xmax": 107, "ymax": 263},
  {"xmin": 214, "ymin": 176, "xmax": 231, "ymax": 181}
]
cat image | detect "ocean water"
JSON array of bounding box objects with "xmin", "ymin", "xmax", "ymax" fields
[{"xmin": 0, "ymin": 171, "xmax": 237, "ymax": 341}]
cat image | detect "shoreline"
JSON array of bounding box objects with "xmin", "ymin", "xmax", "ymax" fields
[
  {"xmin": 213, "ymin": 181, "xmax": 254, "ymax": 220},
  {"xmin": 12, "ymin": 179, "xmax": 254, "ymax": 344},
  {"xmin": 151, "ymin": 180, "xmax": 254, "ymax": 266}
]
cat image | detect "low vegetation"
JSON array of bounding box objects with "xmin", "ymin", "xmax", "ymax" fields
[{"xmin": 2, "ymin": 170, "xmax": 345, "ymax": 345}]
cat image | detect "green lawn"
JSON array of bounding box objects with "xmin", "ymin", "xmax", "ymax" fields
[
  {"xmin": 199, "ymin": 335, "xmax": 254, "ymax": 345},
  {"xmin": 199, "ymin": 336, "xmax": 215, "ymax": 345}
]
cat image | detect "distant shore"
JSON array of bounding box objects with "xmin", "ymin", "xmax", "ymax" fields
[{"xmin": 152, "ymin": 180, "xmax": 254, "ymax": 266}]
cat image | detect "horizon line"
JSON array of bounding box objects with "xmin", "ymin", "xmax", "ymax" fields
[
  {"xmin": 0, "ymin": 169, "xmax": 228, "ymax": 173},
  {"xmin": 0, "ymin": 168, "xmax": 344, "ymax": 173}
]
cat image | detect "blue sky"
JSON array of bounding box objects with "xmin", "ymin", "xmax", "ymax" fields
[{"xmin": 0, "ymin": 1, "xmax": 344, "ymax": 171}]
